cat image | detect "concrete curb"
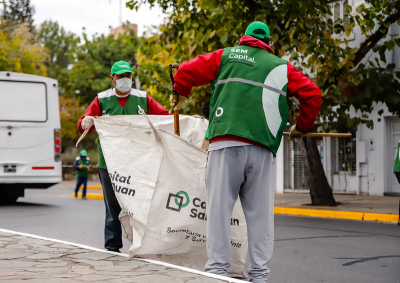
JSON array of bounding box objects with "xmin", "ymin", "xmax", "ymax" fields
[
  {"xmin": 0, "ymin": 228, "xmax": 246, "ymax": 283},
  {"xmin": 274, "ymin": 207, "xmax": 399, "ymax": 224}
]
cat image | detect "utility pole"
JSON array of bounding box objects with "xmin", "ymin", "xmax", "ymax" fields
[
  {"xmin": 119, "ymin": 0, "xmax": 122, "ymax": 25},
  {"xmin": 109, "ymin": 0, "xmax": 122, "ymax": 25}
]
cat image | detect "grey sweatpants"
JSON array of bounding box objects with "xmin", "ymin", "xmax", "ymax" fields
[{"xmin": 205, "ymin": 145, "xmax": 274, "ymax": 283}]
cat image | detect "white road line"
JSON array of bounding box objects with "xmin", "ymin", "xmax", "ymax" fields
[{"xmin": 0, "ymin": 228, "xmax": 247, "ymax": 283}]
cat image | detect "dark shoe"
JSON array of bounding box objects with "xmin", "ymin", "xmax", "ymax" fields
[
  {"xmin": 75, "ymin": 192, "xmax": 78, "ymax": 198},
  {"xmin": 398, "ymin": 219, "xmax": 400, "ymax": 225},
  {"xmin": 82, "ymin": 197, "xmax": 87, "ymax": 200},
  {"xmin": 107, "ymin": 249, "xmax": 120, "ymax": 253}
]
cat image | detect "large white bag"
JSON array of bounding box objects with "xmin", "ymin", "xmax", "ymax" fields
[{"xmin": 94, "ymin": 113, "xmax": 248, "ymax": 275}]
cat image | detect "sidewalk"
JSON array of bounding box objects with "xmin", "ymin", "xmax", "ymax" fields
[
  {"xmin": 274, "ymin": 193, "xmax": 399, "ymax": 223},
  {"xmin": 0, "ymin": 229, "xmax": 243, "ymax": 283},
  {"xmin": 59, "ymin": 181, "xmax": 400, "ymax": 223}
]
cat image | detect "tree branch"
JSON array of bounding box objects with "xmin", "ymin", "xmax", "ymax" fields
[
  {"xmin": 353, "ymin": 9, "xmax": 400, "ymax": 67},
  {"xmin": 322, "ymin": 9, "xmax": 400, "ymax": 90}
]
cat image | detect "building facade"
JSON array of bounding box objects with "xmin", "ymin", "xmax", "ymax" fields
[{"xmin": 275, "ymin": 0, "xmax": 400, "ymax": 196}]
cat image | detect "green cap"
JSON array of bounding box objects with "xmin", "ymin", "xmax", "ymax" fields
[
  {"xmin": 245, "ymin": 21, "xmax": 270, "ymax": 40},
  {"xmin": 80, "ymin": 149, "xmax": 87, "ymax": 157},
  {"xmin": 111, "ymin": 60, "xmax": 133, "ymax": 75}
]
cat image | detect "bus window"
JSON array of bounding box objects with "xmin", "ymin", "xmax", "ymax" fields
[{"xmin": 0, "ymin": 81, "xmax": 47, "ymax": 122}]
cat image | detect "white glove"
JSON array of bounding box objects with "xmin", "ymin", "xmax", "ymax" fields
[{"xmin": 81, "ymin": 116, "xmax": 94, "ymax": 130}]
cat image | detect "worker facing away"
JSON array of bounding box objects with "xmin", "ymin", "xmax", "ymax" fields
[
  {"xmin": 173, "ymin": 21, "xmax": 321, "ymax": 282},
  {"xmin": 77, "ymin": 60, "xmax": 170, "ymax": 253},
  {"xmin": 73, "ymin": 149, "xmax": 91, "ymax": 199}
]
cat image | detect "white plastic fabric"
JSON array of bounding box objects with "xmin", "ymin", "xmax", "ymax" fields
[{"xmin": 93, "ymin": 113, "xmax": 248, "ymax": 275}]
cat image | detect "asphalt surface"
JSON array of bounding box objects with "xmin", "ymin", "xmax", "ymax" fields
[{"xmin": 0, "ymin": 186, "xmax": 399, "ymax": 283}]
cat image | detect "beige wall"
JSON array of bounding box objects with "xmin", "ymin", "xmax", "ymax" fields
[{"xmin": 110, "ymin": 23, "xmax": 137, "ymax": 39}]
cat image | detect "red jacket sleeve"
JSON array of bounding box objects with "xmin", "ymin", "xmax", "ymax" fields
[
  {"xmin": 173, "ymin": 49, "xmax": 224, "ymax": 96},
  {"xmin": 147, "ymin": 95, "xmax": 169, "ymax": 115},
  {"xmin": 77, "ymin": 97, "xmax": 101, "ymax": 135},
  {"xmin": 287, "ymin": 62, "xmax": 321, "ymax": 132}
]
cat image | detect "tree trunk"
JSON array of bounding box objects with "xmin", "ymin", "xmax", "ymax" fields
[{"xmin": 298, "ymin": 136, "xmax": 337, "ymax": 206}]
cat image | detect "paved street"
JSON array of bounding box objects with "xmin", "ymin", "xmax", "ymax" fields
[{"xmin": 0, "ymin": 186, "xmax": 399, "ymax": 283}]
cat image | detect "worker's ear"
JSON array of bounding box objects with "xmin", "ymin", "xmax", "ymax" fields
[{"xmin": 110, "ymin": 75, "xmax": 116, "ymax": 85}]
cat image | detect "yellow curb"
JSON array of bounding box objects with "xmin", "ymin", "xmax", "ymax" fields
[
  {"xmin": 87, "ymin": 186, "xmax": 102, "ymax": 190},
  {"xmin": 71, "ymin": 192, "xmax": 104, "ymax": 200},
  {"xmin": 274, "ymin": 207, "xmax": 399, "ymax": 223}
]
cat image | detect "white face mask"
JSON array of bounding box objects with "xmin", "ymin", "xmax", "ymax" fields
[{"xmin": 116, "ymin": 78, "xmax": 132, "ymax": 93}]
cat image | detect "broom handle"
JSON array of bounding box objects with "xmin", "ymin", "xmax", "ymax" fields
[{"xmin": 283, "ymin": 132, "xmax": 352, "ymax": 137}]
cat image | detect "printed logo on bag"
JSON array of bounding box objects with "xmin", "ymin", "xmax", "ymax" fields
[
  {"xmin": 109, "ymin": 171, "xmax": 135, "ymax": 197},
  {"xmin": 166, "ymin": 191, "xmax": 189, "ymax": 212},
  {"xmin": 165, "ymin": 191, "xmax": 240, "ymax": 226}
]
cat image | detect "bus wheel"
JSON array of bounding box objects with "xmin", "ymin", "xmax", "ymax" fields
[
  {"xmin": 0, "ymin": 189, "xmax": 21, "ymax": 204},
  {"xmin": 0, "ymin": 196, "xmax": 19, "ymax": 204}
]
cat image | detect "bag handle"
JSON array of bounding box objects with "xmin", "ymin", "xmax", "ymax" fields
[{"xmin": 138, "ymin": 106, "xmax": 163, "ymax": 151}]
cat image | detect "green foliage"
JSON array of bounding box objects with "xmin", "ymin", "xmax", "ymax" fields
[
  {"xmin": 59, "ymin": 96, "xmax": 86, "ymax": 141},
  {"xmin": 37, "ymin": 20, "xmax": 80, "ymax": 84},
  {"xmin": 61, "ymin": 26, "xmax": 139, "ymax": 106},
  {"xmin": 0, "ymin": 22, "xmax": 47, "ymax": 75},
  {"xmin": 128, "ymin": 0, "xmax": 400, "ymax": 128},
  {"xmin": 1, "ymin": 0, "xmax": 35, "ymax": 25}
]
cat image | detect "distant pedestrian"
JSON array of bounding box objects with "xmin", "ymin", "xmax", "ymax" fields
[
  {"xmin": 394, "ymin": 139, "xmax": 400, "ymax": 225},
  {"xmin": 73, "ymin": 149, "xmax": 91, "ymax": 199}
]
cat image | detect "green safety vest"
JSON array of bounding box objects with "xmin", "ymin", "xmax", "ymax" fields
[
  {"xmin": 394, "ymin": 140, "xmax": 400, "ymax": 173},
  {"xmin": 97, "ymin": 89, "xmax": 148, "ymax": 169},
  {"xmin": 76, "ymin": 157, "xmax": 91, "ymax": 178},
  {"xmin": 207, "ymin": 45, "xmax": 289, "ymax": 155}
]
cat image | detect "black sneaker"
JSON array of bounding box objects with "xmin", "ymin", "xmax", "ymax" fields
[{"xmin": 75, "ymin": 192, "xmax": 78, "ymax": 198}]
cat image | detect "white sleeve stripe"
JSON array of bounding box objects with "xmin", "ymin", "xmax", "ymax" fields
[
  {"xmin": 98, "ymin": 89, "xmax": 114, "ymax": 99},
  {"xmin": 98, "ymin": 89, "xmax": 146, "ymax": 98}
]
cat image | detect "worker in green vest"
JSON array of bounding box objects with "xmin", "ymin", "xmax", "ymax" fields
[
  {"xmin": 172, "ymin": 22, "xmax": 321, "ymax": 282},
  {"xmin": 73, "ymin": 149, "xmax": 91, "ymax": 199},
  {"xmin": 77, "ymin": 60, "xmax": 170, "ymax": 253},
  {"xmin": 394, "ymin": 139, "xmax": 400, "ymax": 225}
]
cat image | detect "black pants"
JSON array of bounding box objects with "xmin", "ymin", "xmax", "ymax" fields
[{"xmin": 99, "ymin": 168, "xmax": 122, "ymax": 250}]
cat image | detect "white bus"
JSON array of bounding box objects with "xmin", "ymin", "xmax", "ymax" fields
[{"xmin": 0, "ymin": 72, "xmax": 62, "ymax": 203}]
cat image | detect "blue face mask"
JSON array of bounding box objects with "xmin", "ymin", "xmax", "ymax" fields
[{"xmin": 116, "ymin": 78, "xmax": 132, "ymax": 93}]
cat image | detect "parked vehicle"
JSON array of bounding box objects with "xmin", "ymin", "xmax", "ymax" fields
[{"xmin": 0, "ymin": 72, "xmax": 62, "ymax": 203}]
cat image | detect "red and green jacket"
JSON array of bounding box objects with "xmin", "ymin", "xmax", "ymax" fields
[
  {"xmin": 174, "ymin": 35, "xmax": 321, "ymax": 154},
  {"xmin": 77, "ymin": 88, "xmax": 169, "ymax": 169}
]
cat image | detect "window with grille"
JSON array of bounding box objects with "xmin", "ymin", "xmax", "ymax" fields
[
  {"xmin": 327, "ymin": 0, "xmax": 353, "ymax": 40},
  {"xmin": 293, "ymin": 139, "xmax": 310, "ymax": 190},
  {"xmin": 328, "ymin": 0, "xmax": 349, "ymax": 24},
  {"xmin": 336, "ymin": 128, "xmax": 357, "ymax": 174},
  {"xmin": 283, "ymin": 136, "xmax": 293, "ymax": 189}
]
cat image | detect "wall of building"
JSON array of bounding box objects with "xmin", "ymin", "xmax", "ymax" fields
[
  {"xmin": 275, "ymin": 1, "xmax": 399, "ymax": 196},
  {"xmin": 349, "ymin": 103, "xmax": 394, "ymax": 195}
]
